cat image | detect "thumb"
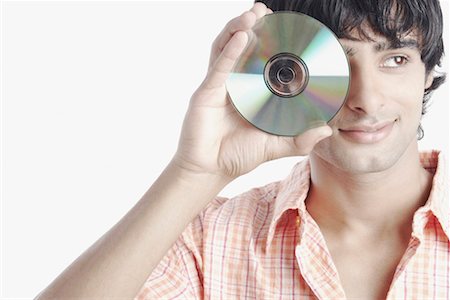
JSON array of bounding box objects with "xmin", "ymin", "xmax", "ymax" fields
[{"xmin": 267, "ymin": 125, "xmax": 333, "ymax": 160}]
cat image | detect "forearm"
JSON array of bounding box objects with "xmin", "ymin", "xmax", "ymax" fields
[{"xmin": 36, "ymin": 160, "xmax": 230, "ymax": 299}]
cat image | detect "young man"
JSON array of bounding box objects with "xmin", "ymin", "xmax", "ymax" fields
[{"xmin": 37, "ymin": 0, "xmax": 447, "ymax": 299}]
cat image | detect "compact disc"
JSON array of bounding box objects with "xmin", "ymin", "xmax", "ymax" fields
[{"xmin": 226, "ymin": 12, "xmax": 350, "ymax": 136}]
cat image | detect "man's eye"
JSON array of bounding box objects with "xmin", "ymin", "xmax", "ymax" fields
[{"xmin": 382, "ymin": 55, "xmax": 409, "ymax": 68}]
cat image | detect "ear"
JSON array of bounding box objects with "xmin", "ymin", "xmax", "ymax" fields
[{"xmin": 425, "ymin": 72, "xmax": 434, "ymax": 90}]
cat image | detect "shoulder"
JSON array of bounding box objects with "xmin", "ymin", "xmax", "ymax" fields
[
  {"xmin": 181, "ymin": 158, "xmax": 311, "ymax": 248},
  {"xmin": 185, "ymin": 181, "xmax": 282, "ymax": 240}
]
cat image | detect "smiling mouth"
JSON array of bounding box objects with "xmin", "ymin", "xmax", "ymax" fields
[{"xmin": 338, "ymin": 120, "xmax": 397, "ymax": 144}]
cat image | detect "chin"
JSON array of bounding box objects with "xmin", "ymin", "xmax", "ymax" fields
[
  {"xmin": 312, "ymin": 139, "xmax": 405, "ymax": 175},
  {"xmin": 336, "ymin": 155, "xmax": 398, "ymax": 174}
]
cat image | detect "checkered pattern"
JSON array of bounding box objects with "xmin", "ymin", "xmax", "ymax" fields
[{"xmin": 135, "ymin": 151, "xmax": 449, "ymax": 299}]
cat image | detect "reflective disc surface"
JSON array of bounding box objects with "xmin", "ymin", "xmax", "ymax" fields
[{"xmin": 226, "ymin": 12, "xmax": 350, "ymax": 136}]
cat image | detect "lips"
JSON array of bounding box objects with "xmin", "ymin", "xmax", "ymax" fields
[{"xmin": 339, "ymin": 120, "xmax": 396, "ymax": 144}]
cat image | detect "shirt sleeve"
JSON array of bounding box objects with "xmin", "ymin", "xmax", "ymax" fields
[{"xmin": 134, "ymin": 217, "xmax": 205, "ymax": 300}]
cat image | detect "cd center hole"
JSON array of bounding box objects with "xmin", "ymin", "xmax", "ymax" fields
[{"xmin": 277, "ymin": 67, "xmax": 295, "ymax": 84}]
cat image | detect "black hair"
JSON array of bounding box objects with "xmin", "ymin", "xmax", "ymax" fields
[{"xmin": 256, "ymin": 0, "xmax": 446, "ymax": 139}]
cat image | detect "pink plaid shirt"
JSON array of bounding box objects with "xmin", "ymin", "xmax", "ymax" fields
[{"xmin": 136, "ymin": 150, "xmax": 449, "ymax": 299}]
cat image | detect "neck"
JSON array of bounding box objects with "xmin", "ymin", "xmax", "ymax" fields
[{"xmin": 306, "ymin": 143, "xmax": 433, "ymax": 238}]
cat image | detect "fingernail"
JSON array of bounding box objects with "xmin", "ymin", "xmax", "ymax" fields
[{"xmin": 317, "ymin": 127, "xmax": 333, "ymax": 141}]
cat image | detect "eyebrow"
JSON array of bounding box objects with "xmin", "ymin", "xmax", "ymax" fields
[{"xmin": 343, "ymin": 38, "xmax": 420, "ymax": 57}]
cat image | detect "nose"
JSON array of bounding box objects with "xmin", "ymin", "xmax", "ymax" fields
[{"xmin": 345, "ymin": 62, "xmax": 386, "ymax": 116}]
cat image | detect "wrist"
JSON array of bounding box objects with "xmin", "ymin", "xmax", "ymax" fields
[
  {"xmin": 167, "ymin": 157, "xmax": 233, "ymax": 195},
  {"xmin": 169, "ymin": 154, "xmax": 234, "ymax": 184}
]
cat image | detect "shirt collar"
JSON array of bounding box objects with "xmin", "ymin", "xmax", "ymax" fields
[
  {"xmin": 265, "ymin": 150, "xmax": 449, "ymax": 250},
  {"xmin": 414, "ymin": 150, "xmax": 449, "ymax": 239},
  {"xmin": 266, "ymin": 158, "xmax": 311, "ymax": 249}
]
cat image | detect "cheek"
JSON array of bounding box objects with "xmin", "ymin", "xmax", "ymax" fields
[{"xmin": 383, "ymin": 73, "xmax": 426, "ymax": 118}]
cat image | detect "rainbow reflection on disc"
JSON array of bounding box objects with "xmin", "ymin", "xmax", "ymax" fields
[{"xmin": 226, "ymin": 12, "xmax": 350, "ymax": 136}]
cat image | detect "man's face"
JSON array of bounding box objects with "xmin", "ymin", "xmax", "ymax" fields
[{"xmin": 312, "ymin": 28, "xmax": 434, "ymax": 174}]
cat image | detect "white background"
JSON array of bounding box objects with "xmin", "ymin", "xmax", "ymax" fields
[{"xmin": 1, "ymin": 1, "xmax": 449, "ymax": 298}]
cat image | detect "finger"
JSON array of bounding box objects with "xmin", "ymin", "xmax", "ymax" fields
[
  {"xmin": 292, "ymin": 125, "xmax": 333, "ymax": 154},
  {"xmin": 267, "ymin": 126, "xmax": 333, "ymax": 160},
  {"xmin": 266, "ymin": 8, "xmax": 274, "ymax": 14},
  {"xmin": 209, "ymin": 11, "xmax": 256, "ymax": 69},
  {"xmin": 202, "ymin": 30, "xmax": 248, "ymax": 91},
  {"xmin": 250, "ymin": 2, "xmax": 268, "ymax": 19}
]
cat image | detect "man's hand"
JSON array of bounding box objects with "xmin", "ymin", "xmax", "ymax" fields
[{"xmin": 173, "ymin": 2, "xmax": 333, "ymax": 180}]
